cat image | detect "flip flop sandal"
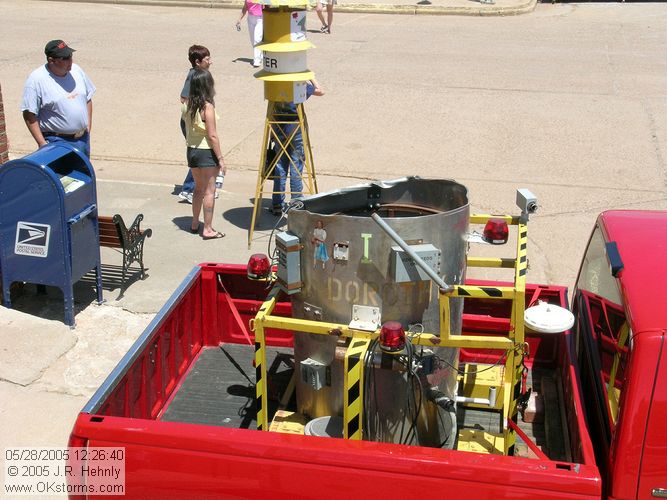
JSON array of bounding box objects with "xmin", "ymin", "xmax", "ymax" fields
[
  {"xmin": 190, "ymin": 224, "xmax": 201, "ymax": 234},
  {"xmin": 202, "ymin": 231, "xmax": 225, "ymax": 240},
  {"xmin": 320, "ymin": 24, "xmax": 329, "ymax": 33}
]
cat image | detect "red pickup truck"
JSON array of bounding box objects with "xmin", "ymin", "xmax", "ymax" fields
[{"xmin": 69, "ymin": 203, "xmax": 666, "ymax": 499}]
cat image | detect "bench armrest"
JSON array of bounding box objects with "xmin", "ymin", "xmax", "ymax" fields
[{"xmin": 113, "ymin": 214, "xmax": 152, "ymax": 246}]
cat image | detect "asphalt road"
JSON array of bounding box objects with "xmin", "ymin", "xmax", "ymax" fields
[{"xmin": 0, "ymin": 1, "xmax": 665, "ymax": 492}]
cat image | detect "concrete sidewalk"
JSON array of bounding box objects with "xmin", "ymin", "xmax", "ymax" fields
[{"xmin": 52, "ymin": 0, "xmax": 538, "ymax": 17}]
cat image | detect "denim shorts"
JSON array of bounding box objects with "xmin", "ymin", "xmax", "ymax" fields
[{"xmin": 187, "ymin": 147, "xmax": 218, "ymax": 168}]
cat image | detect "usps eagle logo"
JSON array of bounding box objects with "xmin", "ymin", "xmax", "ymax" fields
[{"xmin": 15, "ymin": 221, "xmax": 51, "ymax": 257}]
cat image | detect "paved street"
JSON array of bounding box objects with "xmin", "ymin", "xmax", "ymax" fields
[{"xmin": 0, "ymin": 1, "xmax": 665, "ymax": 493}]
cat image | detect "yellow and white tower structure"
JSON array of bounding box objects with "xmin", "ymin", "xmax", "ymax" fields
[{"xmin": 248, "ymin": 0, "xmax": 317, "ymax": 247}]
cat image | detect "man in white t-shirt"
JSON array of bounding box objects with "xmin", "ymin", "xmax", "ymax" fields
[{"xmin": 21, "ymin": 39, "xmax": 96, "ymax": 156}]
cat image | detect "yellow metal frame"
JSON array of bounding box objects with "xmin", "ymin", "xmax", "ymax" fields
[
  {"xmin": 250, "ymin": 212, "xmax": 530, "ymax": 456},
  {"xmin": 457, "ymin": 429, "xmax": 505, "ymax": 455},
  {"xmin": 443, "ymin": 213, "xmax": 528, "ymax": 454},
  {"xmin": 251, "ymin": 301, "xmax": 447, "ymax": 433},
  {"xmin": 248, "ymin": 101, "xmax": 318, "ymax": 247},
  {"xmin": 458, "ymin": 363, "xmax": 504, "ymax": 410}
]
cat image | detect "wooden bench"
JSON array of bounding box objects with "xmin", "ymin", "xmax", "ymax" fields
[{"xmin": 98, "ymin": 214, "xmax": 152, "ymax": 290}]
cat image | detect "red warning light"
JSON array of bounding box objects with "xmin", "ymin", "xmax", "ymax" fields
[
  {"xmin": 379, "ymin": 321, "xmax": 406, "ymax": 353},
  {"xmin": 483, "ymin": 219, "xmax": 509, "ymax": 245},
  {"xmin": 247, "ymin": 254, "xmax": 271, "ymax": 280}
]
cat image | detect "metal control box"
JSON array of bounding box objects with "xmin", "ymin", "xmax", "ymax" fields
[
  {"xmin": 391, "ymin": 244, "xmax": 441, "ymax": 282},
  {"xmin": 276, "ymin": 231, "xmax": 301, "ymax": 294}
]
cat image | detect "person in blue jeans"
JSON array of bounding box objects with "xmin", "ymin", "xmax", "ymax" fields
[{"xmin": 271, "ymin": 79, "xmax": 323, "ymax": 215}]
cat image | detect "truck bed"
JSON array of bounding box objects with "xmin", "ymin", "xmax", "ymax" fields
[
  {"xmin": 70, "ymin": 264, "xmax": 602, "ymax": 499},
  {"xmin": 160, "ymin": 345, "xmax": 293, "ymax": 428},
  {"xmin": 157, "ymin": 344, "xmax": 567, "ymax": 462}
]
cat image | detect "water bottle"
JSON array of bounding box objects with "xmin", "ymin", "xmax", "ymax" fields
[{"xmin": 215, "ymin": 174, "xmax": 224, "ymax": 189}]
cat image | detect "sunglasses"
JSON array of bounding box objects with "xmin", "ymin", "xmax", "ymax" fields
[{"xmin": 55, "ymin": 56, "xmax": 72, "ymax": 61}]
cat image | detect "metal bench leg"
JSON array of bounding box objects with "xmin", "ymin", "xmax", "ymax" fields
[
  {"xmin": 138, "ymin": 242, "xmax": 146, "ymax": 279},
  {"xmin": 121, "ymin": 250, "xmax": 129, "ymax": 293}
]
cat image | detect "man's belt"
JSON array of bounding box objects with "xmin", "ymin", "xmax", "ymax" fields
[{"xmin": 42, "ymin": 129, "xmax": 86, "ymax": 140}]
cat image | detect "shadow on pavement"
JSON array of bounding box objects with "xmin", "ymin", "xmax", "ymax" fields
[
  {"xmin": 173, "ymin": 215, "xmax": 198, "ymax": 234},
  {"xmin": 79, "ymin": 264, "xmax": 146, "ymax": 300},
  {"xmin": 232, "ymin": 57, "xmax": 254, "ymax": 66},
  {"xmin": 223, "ymin": 202, "xmax": 287, "ymax": 231},
  {"xmin": 5, "ymin": 282, "xmax": 98, "ymax": 325},
  {"xmin": 3, "ymin": 263, "xmax": 147, "ymax": 323}
]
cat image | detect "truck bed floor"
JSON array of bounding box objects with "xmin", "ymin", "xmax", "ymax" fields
[
  {"xmin": 160, "ymin": 345, "xmax": 294, "ymax": 428},
  {"xmin": 159, "ymin": 347, "xmax": 567, "ymax": 460}
]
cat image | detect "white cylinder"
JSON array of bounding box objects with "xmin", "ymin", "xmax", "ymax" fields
[{"xmin": 263, "ymin": 50, "xmax": 308, "ymax": 74}]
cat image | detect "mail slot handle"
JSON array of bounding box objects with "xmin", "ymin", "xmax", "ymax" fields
[{"xmin": 68, "ymin": 204, "xmax": 97, "ymax": 225}]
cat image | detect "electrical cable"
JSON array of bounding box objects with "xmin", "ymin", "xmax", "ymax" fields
[
  {"xmin": 397, "ymin": 341, "xmax": 410, "ymax": 444},
  {"xmin": 437, "ymin": 404, "xmax": 457, "ymax": 449},
  {"xmin": 362, "ymin": 336, "xmax": 435, "ymax": 446},
  {"xmin": 410, "ymin": 364, "xmax": 424, "ymax": 446},
  {"xmin": 396, "ymin": 338, "xmax": 423, "ymax": 446},
  {"xmin": 362, "ymin": 338, "xmax": 377, "ymax": 440},
  {"xmin": 436, "ymin": 405, "xmax": 448, "ymax": 447},
  {"xmin": 406, "ymin": 327, "xmax": 510, "ymax": 376},
  {"xmin": 364, "ymin": 338, "xmax": 380, "ymax": 441},
  {"xmin": 405, "ymin": 340, "xmax": 420, "ymax": 445},
  {"xmin": 395, "ymin": 344, "xmax": 410, "ymax": 444}
]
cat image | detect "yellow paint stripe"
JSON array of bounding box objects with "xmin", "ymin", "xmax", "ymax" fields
[
  {"xmin": 470, "ymin": 214, "xmax": 520, "ymax": 225},
  {"xmin": 467, "ymin": 257, "xmax": 516, "ymax": 269},
  {"xmin": 448, "ymin": 285, "xmax": 515, "ymax": 299}
]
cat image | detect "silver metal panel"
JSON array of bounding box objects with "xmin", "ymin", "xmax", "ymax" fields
[
  {"xmin": 391, "ymin": 244, "xmax": 441, "ymax": 283},
  {"xmin": 286, "ymin": 177, "xmax": 469, "ymax": 445}
]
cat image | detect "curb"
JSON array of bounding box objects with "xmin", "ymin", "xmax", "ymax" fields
[{"xmin": 36, "ymin": 0, "xmax": 538, "ymax": 16}]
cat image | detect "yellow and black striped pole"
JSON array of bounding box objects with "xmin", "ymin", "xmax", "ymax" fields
[
  {"xmin": 251, "ymin": 288, "xmax": 279, "ymax": 431},
  {"xmin": 248, "ymin": 1, "xmax": 318, "ymax": 247},
  {"xmin": 344, "ymin": 338, "xmax": 371, "ymax": 439}
]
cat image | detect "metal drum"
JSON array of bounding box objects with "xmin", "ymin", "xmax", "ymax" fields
[{"xmin": 287, "ymin": 177, "xmax": 469, "ymax": 446}]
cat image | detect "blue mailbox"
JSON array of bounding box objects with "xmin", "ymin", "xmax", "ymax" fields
[{"xmin": 0, "ymin": 143, "xmax": 103, "ymax": 326}]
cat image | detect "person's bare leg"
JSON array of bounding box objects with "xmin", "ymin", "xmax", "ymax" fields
[
  {"xmin": 190, "ymin": 168, "xmax": 204, "ymax": 232},
  {"xmin": 197, "ymin": 167, "xmax": 221, "ymax": 238},
  {"xmin": 326, "ymin": 4, "xmax": 333, "ymax": 33},
  {"xmin": 315, "ymin": 1, "xmax": 327, "ymax": 29}
]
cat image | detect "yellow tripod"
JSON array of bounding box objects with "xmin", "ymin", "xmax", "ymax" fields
[{"xmin": 248, "ymin": 100, "xmax": 317, "ymax": 247}]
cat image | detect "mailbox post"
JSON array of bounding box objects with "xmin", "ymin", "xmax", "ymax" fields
[{"xmin": 0, "ymin": 143, "xmax": 103, "ymax": 326}]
